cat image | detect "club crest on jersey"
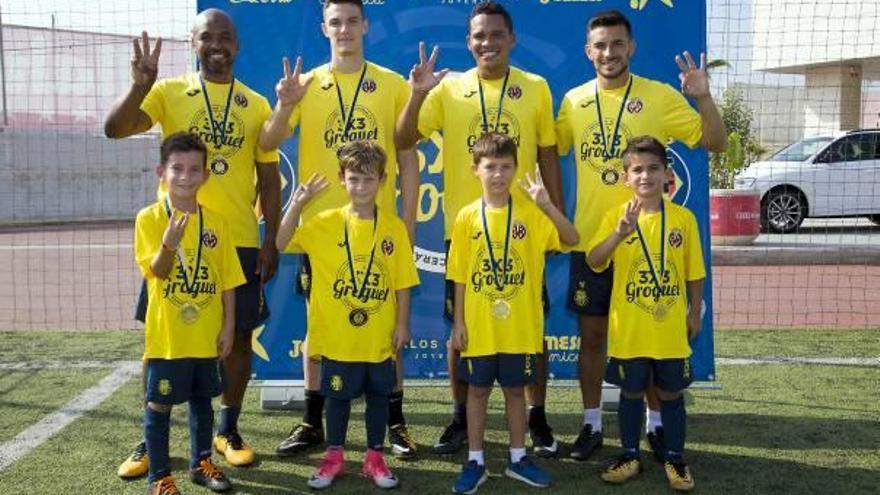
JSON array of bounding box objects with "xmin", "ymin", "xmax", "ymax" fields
[
  {"xmin": 201, "ymin": 229, "xmax": 218, "ymax": 249},
  {"xmin": 507, "ymin": 85, "xmax": 523, "ymax": 100},
  {"xmin": 330, "ymin": 374, "xmax": 344, "ymax": 392},
  {"xmin": 626, "ymin": 98, "xmax": 643, "ymax": 114},
  {"xmin": 210, "ymin": 156, "xmax": 229, "ymax": 176},
  {"xmin": 361, "ymin": 79, "xmax": 377, "ymax": 93},
  {"xmin": 601, "ymin": 167, "xmax": 620, "ymax": 185},
  {"xmin": 234, "ymin": 92, "xmax": 248, "ymax": 108},
  {"xmin": 668, "ymin": 228, "xmax": 683, "ymax": 248},
  {"xmin": 381, "ymin": 237, "xmax": 394, "ymax": 256},
  {"xmin": 512, "ymin": 221, "xmax": 527, "ymax": 240}
]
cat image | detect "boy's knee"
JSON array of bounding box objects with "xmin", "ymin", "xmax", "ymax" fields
[
  {"xmin": 502, "ymin": 386, "xmax": 525, "ymax": 398},
  {"xmin": 468, "ymin": 385, "xmax": 491, "ymax": 399},
  {"xmin": 147, "ymin": 401, "xmax": 172, "ymax": 413},
  {"xmin": 620, "ymin": 389, "xmax": 645, "ymax": 400}
]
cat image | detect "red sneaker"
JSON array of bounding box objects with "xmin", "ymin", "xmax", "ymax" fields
[
  {"xmin": 362, "ymin": 449, "xmax": 399, "ymax": 489},
  {"xmin": 307, "ymin": 447, "xmax": 345, "ymax": 490}
]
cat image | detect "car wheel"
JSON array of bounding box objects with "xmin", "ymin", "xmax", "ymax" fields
[
  {"xmin": 761, "ymin": 188, "xmax": 807, "ymax": 233},
  {"xmin": 867, "ymin": 215, "xmax": 880, "ymax": 226}
]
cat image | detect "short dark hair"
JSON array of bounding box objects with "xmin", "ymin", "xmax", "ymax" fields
[
  {"xmin": 621, "ymin": 136, "xmax": 667, "ymax": 170},
  {"xmin": 472, "ymin": 132, "xmax": 518, "ymax": 166},
  {"xmin": 338, "ymin": 140, "xmax": 387, "ymax": 177},
  {"xmin": 324, "ymin": 0, "xmax": 364, "ymax": 16},
  {"xmin": 160, "ymin": 132, "xmax": 207, "ymax": 169},
  {"xmin": 470, "ymin": 1, "xmax": 513, "ymax": 34},
  {"xmin": 587, "ymin": 9, "xmax": 632, "ymax": 38}
]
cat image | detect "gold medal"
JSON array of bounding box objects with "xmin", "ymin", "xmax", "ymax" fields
[
  {"xmin": 491, "ymin": 299, "xmax": 511, "ymax": 320},
  {"xmin": 652, "ymin": 304, "xmax": 667, "ymax": 322},
  {"xmin": 180, "ymin": 302, "xmax": 200, "ymax": 325}
]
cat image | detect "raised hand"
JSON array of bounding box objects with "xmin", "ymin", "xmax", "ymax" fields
[
  {"xmin": 408, "ymin": 42, "xmax": 449, "ymax": 94},
  {"xmin": 276, "ymin": 56, "xmax": 313, "ymax": 108},
  {"xmin": 676, "ymin": 51, "xmax": 710, "ymax": 99},
  {"xmin": 520, "ymin": 170, "xmax": 551, "ymax": 209},
  {"xmin": 162, "ymin": 210, "xmax": 188, "ymax": 250},
  {"xmin": 131, "ymin": 31, "xmax": 162, "ymax": 87},
  {"xmin": 290, "ymin": 173, "xmax": 329, "ymax": 207},
  {"xmin": 615, "ymin": 199, "xmax": 641, "ymax": 237}
]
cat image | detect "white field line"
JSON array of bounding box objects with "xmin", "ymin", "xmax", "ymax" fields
[
  {"xmin": 717, "ymin": 357, "xmax": 878, "ymax": 366},
  {"xmin": 0, "ymin": 360, "xmax": 139, "ymax": 370},
  {"xmin": 0, "ymin": 244, "xmax": 132, "ymax": 251},
  {"xmin": 0, "ymin": 361, "xmax": 140, "ymax": 472}
]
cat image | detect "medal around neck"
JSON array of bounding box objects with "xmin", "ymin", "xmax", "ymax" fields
[
  {"xmin": 491, "ymin": 299, "xmax": 511, "ymax": 320},
  {"xmin": 481, "ymin": 198, "xmax": 513, "ymax": 320},
  {"xmin": 165, "ymin": 198, "xmax": 204, "ymax": 325},
  {"xmin": 343, "ymin": 206, "xmax": 378, "ymax": 328}
]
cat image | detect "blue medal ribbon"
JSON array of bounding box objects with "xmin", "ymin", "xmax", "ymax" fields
[
  {"xmin": 634, "ymin": 200, "xmax": 666, "ymax": 300},
  {"xmin": 480, "ymin": 197, "xmax": 513, "ymax": 292},
  {"xmin": 163, "ymin": 198, "xmax": 204, "ymax": 298},
  {"xmin": 594, "ymin": 75, "xmax": 633, "ymax": 161},
  {"xmin": 333, "ymin": 63, "xmax": 368, "ymax": 140},
  {"xmin": 198, "ymin": 75, "xmax": 235, "ymax": 149},
  {"xmin": 343, "ymin": 206, "xmax": 379, "ymax": 301},
  {"xmin": 477, "ymin": 69, "xmax": 510, "ymax": 135}
]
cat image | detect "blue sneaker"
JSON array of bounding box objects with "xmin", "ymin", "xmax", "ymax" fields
[
  {"xmin": 504, "ymin": 456, "xmax": 552, "ymax": 488},
  {"xmin": 453, "ymin": 460, "xmax": 488, "ymax": 494}
]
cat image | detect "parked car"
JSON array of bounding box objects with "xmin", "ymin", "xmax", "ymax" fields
[{"xmin": 734, "ymin": 130, "xmax": 880, "ymax": 233}]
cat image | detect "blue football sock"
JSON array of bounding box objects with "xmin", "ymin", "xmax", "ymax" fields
[
  {"xmin": 365, "ymin": 393, "xmax": 389, "ymax": 450},
  {"xmin": 189, "ymin": 396, "xmax": 213, "ymax": 469},
  {"xmin": 660, "ymin": 396, "xmax": 686, "ymax": 461},
  {"xmin": 217, "ymin": 405, "xmax": 240, "ymax": 436},
  {"xmin": 325, "ymin": 397, "xmax": 351, "ymax": 448},
  {"xmin": 144, "ymin": 406, "xmax": 171, "ymax": 482},
  {"xmin": 618, "ymin": 394, "xmax": 644, "ymax": 454}
]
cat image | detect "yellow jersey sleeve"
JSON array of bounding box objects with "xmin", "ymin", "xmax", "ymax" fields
[
  {"xmin": 391, "ymin": 219, "xmax": 420, "ymax": 290},
  {"xmin": 285, "ymin": 214, "xmax": 321, "ymax": 254},
  {"xmin": 445, "ymin": 208, "xmax": 471, "ymax": 285},
  {"xmin": 554, "ymin": 94, "xmax": 574, "ymax": 156},
  {"xmin": 417, "ymin": 80, "xmax": 445, "ymax": 140},
  {"xmin": 586, "ymin": 207, "xmax": 619, "ymax": 272},
  {"xmin": 139, "ymin": 80, "xmax": 165, "ymax": 126},
  {"xmin": 661, "ymin": 83, "xmax": 702, "ymax": 149},
  {"xmin": 536, "ymin": 80, "xmax": 556, "ymax": 148},
  {"xmin": 134, "ymin": 204, "xmax": 163, "ymax": 279}
]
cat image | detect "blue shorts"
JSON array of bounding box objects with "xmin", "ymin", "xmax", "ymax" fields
[
  {"xmin": 457, "ymin": 353, "xmax": 537, "ymax": 388},
  {"xmin": 145, "ymin": 358, "xmax": 221, "ymax": 405},
  {"xmin": 320, "ymin": 358, "xmax": 396, "ymax": 400},
  {"xmin": 604, "ymin": 357, "xmax": 693, "ymax": 393},
  {"xmin": 296, "ymin": 254, "xmax": 312, "ymax": 299},
  {"xmin": 567, "ymin": 252, "xmax": 613, "ymax": 316},
  {"xmin": 135, "ymin": 248, "xmax": 268, "ymax": 333}
]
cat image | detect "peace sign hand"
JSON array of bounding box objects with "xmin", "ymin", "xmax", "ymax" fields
[
  {"xmin": 131, "ymin": 31, "xmax": 162, "ymax": 87},
  {"xmin": 290, "ymin": 173, "xmax": 329, "ymax": 208},
  {"xmin": 276, "ymin": 56, "xmax": 313, "ymax": 108},
  {"xmin": 615, "ymin": 199, "xmax": 641, "ymax": 237},
  {"xmin": 520, "ymin": 170, "xmax": 551, "ymax": 209},
  {"xmin": 408, "ymin": 42, "xmax": 449, "ymax": 94},
  {"xmin": 162, "ymin": 210, "xmax": 188, "ymax": 251},
  {"xmin": 676, "ymin": 51, "xmax": 710, "ymax": 99}
]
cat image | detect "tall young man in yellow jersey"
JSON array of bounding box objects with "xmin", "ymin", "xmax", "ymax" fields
[
  {"xmin": 135, "ymin": 133, "xmax": 245, "ymax": 495},
  {"xmin": 555, "ymin": 10, "xmax": 725, "ymax": 462},
  {"xmin": 395, "ymin": 0, "xmax": 565, "ymax": 458},
  {"xmin": 447, "ymin": 133, "xmax": 578, "ymax": 494},
  {"xmin": 587, "ymin": 137, "xmax": 705, "ymax": 492},
  {"xmin": 106, "ymin": 9, "xmax": 281, "ymax": 474},
  {"xmin": 258, "ymin": 0, "xmax": 420, "ymax": 458},
  {"xmin": 276, "ymin": 140, "xmax": 419, "ymax": 490}
]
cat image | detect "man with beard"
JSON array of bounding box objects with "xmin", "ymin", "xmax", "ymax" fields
[
  {"xmin": 555, "ymin": 9, "xmax": 725, "ymax": 463},
  {"xmin": 106, "ymin": 8, "xmax": 281, "ymax": 476}
]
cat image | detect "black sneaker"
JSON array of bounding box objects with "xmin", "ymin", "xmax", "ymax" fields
[
  {"xmin": 432, "ymin": 420, "xmax": 467, "ymax": 455},
  {"xmin": 570, "ymin": 424, "xmax": 603, "ymax": 461},
  {"xmin": 389, "ymin": 423, "xmax": 418, "ymax": 459},
  {"xmin": 646, "ymin": 427, "xmax": 666, "ymax": 463},
  {"xmin": 528, "ymin": 421, "xmax": 559, "ymax": 458},
  {"xmin": 275, "ymin": 422, "xmax": 324, "ymax": 456},
  {"xmin": 189, "ymin": 458, "xmax": 232, "ymax": 493}
]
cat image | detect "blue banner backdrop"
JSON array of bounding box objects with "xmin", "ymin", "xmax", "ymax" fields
[{"xmin": 198, "ymin": 0, "xmax": 715, "ymax": 382}]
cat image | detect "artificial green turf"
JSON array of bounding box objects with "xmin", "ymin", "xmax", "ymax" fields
[
  {"xmin": 0, "ymin": 329, "xmax": 877, "ymax": 494},
  {"xmin": 714, "ymin": 328, "xmax": 880, "ymax": 359}
]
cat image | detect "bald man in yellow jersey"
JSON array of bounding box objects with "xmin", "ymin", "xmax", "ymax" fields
[
  {"xmin": 555, "ymin": 9, "xmax": 725, "ymax": 462},
  {"xmin": 258, "ymin": 0, "xmax": 420, "ymax": 459}
]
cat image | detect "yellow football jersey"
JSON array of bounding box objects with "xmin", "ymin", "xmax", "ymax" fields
[
  {"xmin": 135, "ymin": 201, "xmax": 246, "ymax": 359},
  {"xmin": 556, "ymin": 75, "xmax": 702, "ymax": 251},
  {"xmin": 141, "ymin": 73, "xmax": 279, "ymax": 248},
  {"xmin": 587, "ymin": 200, "xmax": 706, "ymax": 359},
  {"xmin": 285, "ymin": 206, "xmax": 419, "ymax": 362},
  {"xmin": 418, "ymin": 66, "xmax": 556, "ymax": 238},
  {"xmin": 287, "ymin": 62, "xmax": 409, "ymax": 221},
  {"xmin": 447, "ymin": 198, "xmax": 560, "ymax": 357}
]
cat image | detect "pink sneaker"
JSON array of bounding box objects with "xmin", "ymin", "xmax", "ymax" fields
[
  {"xmin": 362, "ymin": 449, "xmax": 399, "ymax": 489},
  {"xmin": 308, "ymin": 447, "xmax": 345, "ymax": 490}
]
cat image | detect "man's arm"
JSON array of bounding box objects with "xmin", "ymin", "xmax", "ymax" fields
[
  {"xmin": 537, "ymin": 145, "xmax": 564, "ymax": 211},
  {"xmin": 520, "ymin": 170, "xmax": 578, "ymax": 246},
  {"xmin": 676, "ymin": 51, "xmax": 727, "ymax": 153},
  {"xmin": 396, "ymin": 148, "xmax": 420, "ymax": 241},
  {"xmin": 104, "ymin": 32, "xmax": 161, "ymax": 138},
  {"xmin": 256, "ymin": 162, "xmax": 282, "ymax": 283}
]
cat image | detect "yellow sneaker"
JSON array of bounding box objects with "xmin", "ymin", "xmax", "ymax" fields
[
  {"xmin": 601, "ymin": 454, "xmax": 642, "ymax": 484},
  {"xmin": 213, "ymin": 431, "xmax": 255, "ymax": 466},
  {"xmin": 116, "ymin": 441, "xmax": 148, "ymax": 479},
  {"xmin": 664, "ymin": 460, "xmax": 695, "ymax": 492}
]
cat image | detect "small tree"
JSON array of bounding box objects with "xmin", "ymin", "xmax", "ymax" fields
[{"xmin": 710, "ymin": 86, "xmax": 765, "ymax": 188}]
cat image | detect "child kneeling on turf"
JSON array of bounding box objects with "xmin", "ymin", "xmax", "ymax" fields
[
  {"xmin": 135, "ymin": 132, "xmax": 244, "ymax": 495},
  {"xmin": 447, "ymin": 132, "xmax": 579, "ymax": 494},
  {"xmin": 276, "ymin": 140, "xmax": 419, "ymax": 490},
  {"xmin": 587, "ymin": 136, "xmax": 706, "ymax": 492}
]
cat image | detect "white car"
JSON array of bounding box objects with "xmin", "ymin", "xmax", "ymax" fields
[{"xmin": 734, "ymin": 130, "xmax": 880, "ymax": 233}]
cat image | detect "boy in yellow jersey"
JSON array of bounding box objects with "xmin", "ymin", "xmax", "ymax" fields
[
  {"xmin": 107, "ymin": 9, "xmax": 280, "ymax": 473},
  {"xmin": 396, "ymin": 0, "xmax": 565, "ymax": 458},
  {"xmin": 259, "ymin": 0, "xmax": 420, "ymax": 458},
  {"xmin": 555, "ymin": 9, "xmax": 725, "ymax": 462},
  {"xmin": 587, "ymin": 137, "xmax": 705, "ymax": 492},
  {"xmin": 275, "ymin": 140, "xmax": 419, "ymax": 490},
  {"xmin": 447, "ymin": 133, "xmax": 578, "ymax": 494},
  {"xmin": 135, "ymin": 133, "xmax": 246, "ymax": 495}
]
